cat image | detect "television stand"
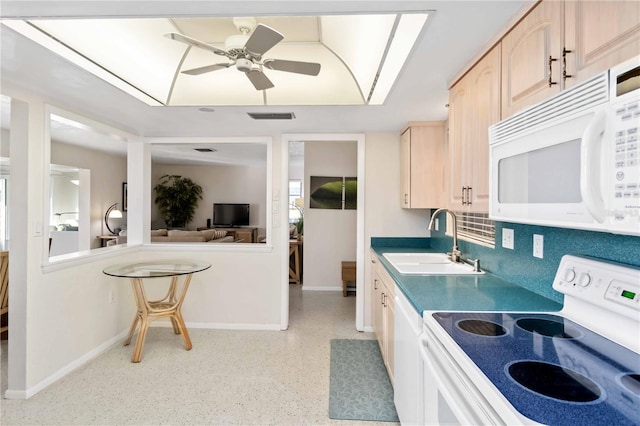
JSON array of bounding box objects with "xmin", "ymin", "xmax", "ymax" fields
[{"xmin": 197, "ymin": 226, "xmax": 258, "ymax": 243}]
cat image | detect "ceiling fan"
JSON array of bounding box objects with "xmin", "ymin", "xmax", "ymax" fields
[{"xmin": 166, "ymin": 17, "xmax": 321, "ymax": 90}]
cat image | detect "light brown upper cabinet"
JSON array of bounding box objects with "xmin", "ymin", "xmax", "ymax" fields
[
  {"xmin": 502, "ymin": 0, "xmax": 640, "ymax": 118},
  {"xmin": 448, "ymin": 45, "xmax": 501, "ymax": 213},
  {"xmin": 400, "ymin": 122, "xmax": 446, "ymax": 209},
  {"xmin": 501, "ymin": 1, "xmax": 563, "ymax": 119},
  {"xmin": 564, "ymin": 1, "xmax": 640, "ymax": 88}
]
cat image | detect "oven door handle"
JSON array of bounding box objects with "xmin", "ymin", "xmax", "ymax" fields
[{"xmin": 581, "ymin": 108, "xmax": 608, "ymax": 223}]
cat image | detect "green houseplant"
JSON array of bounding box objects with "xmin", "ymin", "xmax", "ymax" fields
[{"xmin": 154, "ymin": 174, "xmax": 203, "ymax": 228}]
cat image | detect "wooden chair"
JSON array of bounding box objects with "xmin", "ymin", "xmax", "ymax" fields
[{"xmin": 0, "ymin": 251, "xmax": 8, "ymax": 335}]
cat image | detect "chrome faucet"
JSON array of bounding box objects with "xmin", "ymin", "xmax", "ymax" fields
[
  {"xmin": 428, "ymin": 208, "xmax": 482, "ymax": 272},
  {"xmin": 428, "ymin": 208, "xmax": 461, "ymax": 263}
]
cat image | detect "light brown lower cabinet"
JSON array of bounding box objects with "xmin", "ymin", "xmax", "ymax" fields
[{"xmin": 371, "ymin": 255, "xmax": 395, "ymax": 384}]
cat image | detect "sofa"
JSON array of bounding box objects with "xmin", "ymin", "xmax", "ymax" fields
[{"xmin": 116, "ymin": 229, "xmax": 236, "ymax": 244}]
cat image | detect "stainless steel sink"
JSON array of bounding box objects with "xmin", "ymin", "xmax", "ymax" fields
[{"xmin": 382, "ymin": 252, "xmax": 485, "ymax": 275}]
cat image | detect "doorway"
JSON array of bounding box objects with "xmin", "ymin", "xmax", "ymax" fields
[{"xmin": 281, "ymin": 134, "xmax": 365, "ymax": 331}]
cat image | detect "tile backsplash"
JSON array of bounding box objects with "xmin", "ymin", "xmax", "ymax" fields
[{"xmin": 430, "ymin": 221, "xmax": 640, "ymax": 304}]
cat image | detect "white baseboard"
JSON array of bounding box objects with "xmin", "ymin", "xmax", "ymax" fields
[
  {"xmin": 4, "ymin": 328, "xmax": 129, "ymax": 400},
  {"xmin": 301, "ymin": 286, "xmax": 342, "ymax": 291},
  {"xmin": 362, "ymin": 326, "xmax": 374, "ymax": 332},
  {"xmin": 151, "ymin": 321, "xmax": 281, "ymax": 331}
]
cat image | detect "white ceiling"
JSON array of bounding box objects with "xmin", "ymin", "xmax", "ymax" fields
[{"xmin": 0, "ymin": 1, "xmax": 532, "ymax": 146}]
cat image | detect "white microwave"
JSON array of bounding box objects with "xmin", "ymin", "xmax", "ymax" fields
[{"xmin": 489, "ymin": 56, "xmax": 640, "ymax": 236}]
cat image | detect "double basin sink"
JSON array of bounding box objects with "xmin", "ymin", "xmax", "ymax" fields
[{"xmin": 382, "ymin": 252, "xmax": 484, "ymax": 275}]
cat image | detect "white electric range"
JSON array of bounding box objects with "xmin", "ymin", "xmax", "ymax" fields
[{"xmin": 421, "ymin": 255, "xmax": 640, "ymax": 425}]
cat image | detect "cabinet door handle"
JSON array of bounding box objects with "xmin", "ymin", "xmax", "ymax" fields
[
  {"xmin": 461, "ymin": 187, "xmax": 467, "ymax": 205},
  {"xmin": 374, "ymin": 279, "xmax": 378, "ymax": 290},
  {"xmin": 548, "ymin": 56, "xmax": 558, "ymax": 87},
  {"xmin": 467, "ymin": 186, "xmax": 472, "ymax": 205},
  {"xmin": 404, "ymin": 193, "xmax": 408, "ymax": 205},
  {"xmin": 562, "ymin": 48, "xmax": 573, "ymax": 82},
  {"xmin": 381, "ymin": 292, "xmax": 385, "ymax": 305}
]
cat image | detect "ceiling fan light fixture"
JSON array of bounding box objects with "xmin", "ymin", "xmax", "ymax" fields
[
  {"xmin": 166, "ymin": 18, "xmax": 321, "ymax": 92},
  {"xmin": 236, "ymin": 57, "xmax": 253, "ymax": 72}
]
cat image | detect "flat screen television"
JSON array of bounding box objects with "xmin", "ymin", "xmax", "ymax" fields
[{"xmin": 213, "ymin": 203, "xmax": 250, "ymax": 227}]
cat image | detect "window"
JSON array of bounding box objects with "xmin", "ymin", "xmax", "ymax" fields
[
  {"xmin": 289, "ymin": 180, "xmax": 302, "ymax": 223},
  {"xmin": 46, "ymin": 107, "xmax": 128, "ymax": 261},
  {"xmin": 148, "ymin": 139, "xmax": 271, "ymax": 245},
  {"xmin": 453, "ymin": 211, "xmax": 496, "ymax": 248}
]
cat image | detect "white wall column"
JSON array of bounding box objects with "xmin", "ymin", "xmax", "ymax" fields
[
  {"xmin": 6, "ymin": 95, "xmax": 45, "ymax": 398},
  {"xmin": 126, "ymin": 140, "xmax": 150, "ymax": 244}
]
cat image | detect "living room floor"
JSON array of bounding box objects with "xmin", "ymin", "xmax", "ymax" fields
[{"xmin": 1, "ymin": 285, "xmax": 392, "ymax": 425}]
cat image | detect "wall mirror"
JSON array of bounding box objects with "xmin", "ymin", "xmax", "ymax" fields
[
  {"xmin": 47, "ymin": 111, "xmax": 128, "ymax": 258},
  {"xmin": 48, "ymin": 164, "xmax": 91, "ymax": 256},
  {"xmin": 149, "ymin": 141, "xmax": 268, "ymax": 244}
]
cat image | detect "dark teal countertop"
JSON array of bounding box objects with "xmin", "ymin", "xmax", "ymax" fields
[{"xmin": 371, "ymin": 246, "xmax": 562, "ymax": 315}]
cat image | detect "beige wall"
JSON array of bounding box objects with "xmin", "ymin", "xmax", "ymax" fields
[
  {"xmin": 1, "ymin": 128, "xmax": 9, "ymax": 157},
  {"xmin": 303, "ymin": 141, "xmax": 358, "ymax": 290}
]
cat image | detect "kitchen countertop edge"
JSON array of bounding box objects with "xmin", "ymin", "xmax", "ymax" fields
[{"xmin": 371, "ymin": 245, "xmax": 563, "ymax": 316}]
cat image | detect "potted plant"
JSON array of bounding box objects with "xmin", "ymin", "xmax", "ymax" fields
[
  {"xmin": 295, "ymin": 216, "xmax": 303, "ymax": 240},
  {"xmin": 153, "ymin": 174, "xmax": 203, "ymax": 228}
]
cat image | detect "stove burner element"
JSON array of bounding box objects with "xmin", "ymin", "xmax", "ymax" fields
[
  {"xmin": 516, "ymin": 317, "xmax": 582, "ymax": 339},
  {"xmin": 508, "ymin": 361, "xmax": 602, "ymax": 403},
  {"xmin": 458, "ymin": 319, "xmax": 506, "ymax": 336},
  {"xmin": 619, "ymin": 374, "xmax": 640, "ymax": 397}
]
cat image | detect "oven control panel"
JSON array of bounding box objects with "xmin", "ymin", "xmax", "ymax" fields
[{"xmin": 553, "ymin": 255, "xmax": 640, "ymax": 315}]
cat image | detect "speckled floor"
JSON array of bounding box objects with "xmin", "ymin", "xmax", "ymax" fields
[{"xmin": 1, "ymin": 285, "xmax": 397, "ymax": 425}]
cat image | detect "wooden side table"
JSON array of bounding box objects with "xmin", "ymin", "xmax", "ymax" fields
[
  {"xmin": 289, "ymin": 239, "xmax": 303, "ymax": 284},
  {"xmin": 97, "ymin": 235, "xmax": 118, "ymax": 247},
  {"xmin": 342, "ymin": 261, "xmax": 356, "ymax": 297}
]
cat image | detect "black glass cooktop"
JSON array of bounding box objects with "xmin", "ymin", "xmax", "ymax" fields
[{"xmin": 432, "ymin": 312, "xmax": 640, "ymax": 426}]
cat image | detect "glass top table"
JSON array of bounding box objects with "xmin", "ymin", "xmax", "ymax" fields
[
  {"xmin": 103, "ymin": 260, "xmax": 211, "ymax": 362},
  {"xmin": 103, "ymin": 260, "xmax": 210, "ymax": 278}
]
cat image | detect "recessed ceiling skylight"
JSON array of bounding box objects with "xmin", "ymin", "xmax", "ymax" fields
[{"xmin": 3, "ymin": 13, "xmax": 429, "ymax": 106}]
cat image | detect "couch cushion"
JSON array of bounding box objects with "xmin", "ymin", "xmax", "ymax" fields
[
  {"xmin": 207, "ymin": 235, "xmax": 235, "ymax": 243},
  {"xmin": 167, "ymin": 229, "xmax": 215, "ymax": 241},
  {"xmin": 150, "ymin": 229, "xmax": 168, "ymax": 236},
  {"xmin": 168, "ymin": 236, "xmax": 207, "ymax": 242}
]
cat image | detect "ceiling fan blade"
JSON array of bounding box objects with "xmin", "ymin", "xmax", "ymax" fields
[
  {"xmin": 182, "ymin": 63, "xmax": 233, "ymax": 75},
  {"xmin": 246, "ymin": 70, "xmax": 274, "ymax": 90},
  {"xmin": 165, "ymin": 33, "xmax": 229, "ymax": 57},
  {"xmin": 263, "ymin": 59, "xmax": 321, "ymax": 76},
  {"xmin": 244, "ymin": 24, "xmax": 284, "ymax": 56}
]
